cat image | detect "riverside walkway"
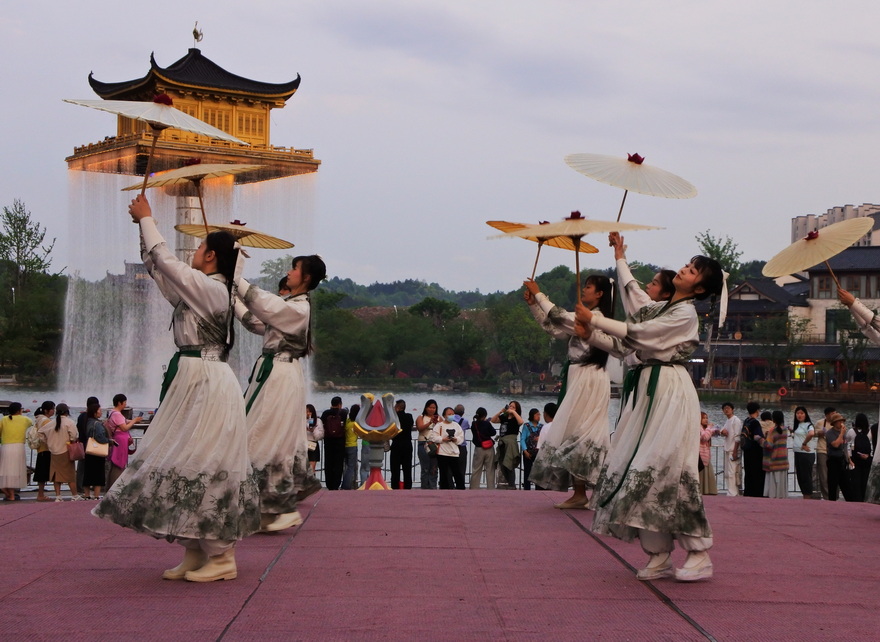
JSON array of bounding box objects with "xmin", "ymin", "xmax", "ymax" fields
[{"xmin": 1, "ymin": 490, "xmax": 878, "ymax": 640}]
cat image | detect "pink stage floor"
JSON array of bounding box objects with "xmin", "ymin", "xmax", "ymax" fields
[{"xmin": 1, "ymin": 490, "xmax": 878, "ymax": 641}]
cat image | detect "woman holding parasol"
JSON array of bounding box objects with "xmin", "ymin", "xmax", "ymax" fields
[
  {"xmin": 523, "ymin": 273, "xmax": 614, "ymax": 508},
  {"xmin": 575, "ymin": 252, "xmax": 724, "ymax": 582},
  {"xmin": 234, "ymin": 254, "xmax": 327, "ymax": 532},
  {"xmin": 94, "ymin": 194, "xmax": 260, "ymax": 583}
]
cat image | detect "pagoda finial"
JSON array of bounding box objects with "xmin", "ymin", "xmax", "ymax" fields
[{"xmin": 193, "ymin": 21, "xmax": 203, "ymax": 48}]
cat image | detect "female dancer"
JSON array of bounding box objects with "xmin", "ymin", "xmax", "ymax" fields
[
  {"xmin": 524, "ymin": 274, "xmax": 613, "ymax": 507},
  {"xmin": 95, "ymin": 194, "xmax": 259, "ymax": 583},
  {"xmin": 837, "ymin": 289, "xmax": 880, "ymax": 503},
  {"xmin": 235, "ymin": 254, "xmax": 326, "ymax": 531},
  {"xmin": 575, "ymin": 253, "xmax": 724, "ymax": 582}
]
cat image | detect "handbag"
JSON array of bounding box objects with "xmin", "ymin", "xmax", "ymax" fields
[
  {"xmin": 481, "ymin": 439, "xmax": 494, "ymax": 449},
  {"xmin": 86, "ymin": 437, "xmax": 109, "ymax": 458},
  {"xmin": 128, "ymin": 439, "xmax": 138, "ymax": 455},
  {"xmin": 68, "ymin": 441, "xmax": 85, "ymax": 462},
  {"xmin": 426, "ymin": 440, "xmax": 439, "ymax": 456}
]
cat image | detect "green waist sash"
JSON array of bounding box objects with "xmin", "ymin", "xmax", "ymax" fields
[{"xmin": 159, "ymin": 349, "xmax": 202, "ymax": 404}]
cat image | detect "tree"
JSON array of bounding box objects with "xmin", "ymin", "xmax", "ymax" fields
[
  {"xmin": 695, "ymin": 230, "xmax": 743, "ymax": 285},
  {"xmin": 0, "ymin": 199, "xmax": 58, "ymax": 290},
  {"xmin": 408, "ymin": 297, "xmax": 460, "ymax": 328},
  {"xmin": 751, "ymin": 314, "xmax": 812, "ymax": 382}
]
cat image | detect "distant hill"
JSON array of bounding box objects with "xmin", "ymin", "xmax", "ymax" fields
[{"xmin": 318, "ymin": 276, "xmax": 497, "ymax": 309}]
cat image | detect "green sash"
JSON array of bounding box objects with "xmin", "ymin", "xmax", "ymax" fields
[
  {"xmin": 245, "ymin": 352, "xmax": 276, "ymax": 415},
  {"xmin": 159, "ymin": 349, "xmax": 202, "ymax": 404}
]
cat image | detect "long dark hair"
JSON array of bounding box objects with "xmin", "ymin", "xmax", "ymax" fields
[
  {"xmin": 292, "ymin": 255, "xmax": 327, "ymax": 356},
  {"xmin": 688, "ymin": 255, "xmax": 725, "ymax": 314},
  {"xmin": 854, "ymin": 413, "xmax": 869, "ymax": 433},
  {"xmin": 792, "ymin": 406, "xmax": 812, "ymax": 433},
  {"xmin": 422, "ymin": 399, "xmax": 438, "ymax": 416},
  {"xmin": 205, "ymin": 230, "xmax": 239, "ymax": 356},
  {"xmin": 54, "ymin": 403, "xmax": 70, "ymax": 432},
  {"xmin": 772, "ymin": 410, "xmax": 785, "ymax": 435},
  {"xmin": 583, "ymin": 273, "xmax": 613, "ymax": 369}
]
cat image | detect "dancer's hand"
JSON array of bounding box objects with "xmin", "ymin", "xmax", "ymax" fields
[
  {"xmin": 128, "ymin": 195, "xmax": 152, "ymax": 223},
  {"xmin": 523, "ymin": 279, "xmax": 540, "ymax": 296},
  {"xmin": 837, "ymin": 288, "xmax": 855, "ymax": 308},
  {"xmin": 609, "ymin": 232, "xmax": 626, "ymax": 260}
]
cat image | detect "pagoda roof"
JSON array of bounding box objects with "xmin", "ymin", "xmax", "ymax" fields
[
  {"xmin": 807, "ymin": 246, "xmax": 880, "ymax": 274},
  {"xmin": 88, "ymin": 48, "xmax": 301, "ymax": 101}
]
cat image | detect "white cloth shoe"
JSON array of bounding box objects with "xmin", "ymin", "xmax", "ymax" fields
[
  {"xmin": 264, "ymin": 511, "xmax": 303, "ymax": 532},
  {"xmin": 636, "ymin": 553, "xmax": 674, "ymax": 581},
  {"xmin": 184, "ymin": 549, "xmax": 237, "ymax": 582},
  {"xmin": 674, "ymin": 552, "xmax": 713, "ymax": 582}
]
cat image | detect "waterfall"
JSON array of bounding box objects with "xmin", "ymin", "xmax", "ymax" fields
[{"xmin": 58, "ymin": 170, "xmax": 318, "ymax": 407}]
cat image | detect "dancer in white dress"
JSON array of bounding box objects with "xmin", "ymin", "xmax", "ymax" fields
[
  {"xmin": 575, "ymin": 253, "xmax": 724, "ymax": 582},
  {"xmin": 94, "ymin": 195, "xmax": 259, "ymax": 583},
  {"xmin": 838, "ymin": 288, "xmax": 880, "ymax": 503},
  {"xmin": 523, "ymin": 274, "xmax": 614, "ymax": 508},
  {"xmin": 235, "ymin": 255, "xmax": 326, "ymax": 532}
]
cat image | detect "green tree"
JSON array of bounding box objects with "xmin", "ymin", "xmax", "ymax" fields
[
  {"xmin": 695, "ymin": 230, "xmax": 743, "ymax": 284},
  {"xmin": 0, "ymin": 199, "xmax": 58, "ymax": 291},
  {"xmin": 408, "ymin": 297, "xmax": 460, "ymax": 328},
  {"xmin": 751, "ymin": 314, "xmax": 812, "ymax": 382}
]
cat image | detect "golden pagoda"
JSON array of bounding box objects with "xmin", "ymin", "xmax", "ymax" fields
[{"xmin": 66, "ymin": 48, "xmax": 320, "ymax": 181}]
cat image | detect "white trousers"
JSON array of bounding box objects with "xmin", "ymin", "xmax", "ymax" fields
[{"xmin": 724, "ymin": 454, "xmax": 741, "ymax": 496}]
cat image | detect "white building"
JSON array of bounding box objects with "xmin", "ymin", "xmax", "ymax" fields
[{"xmin": 791, "ymin": 203, "xmax": 880, "ymax": 245}]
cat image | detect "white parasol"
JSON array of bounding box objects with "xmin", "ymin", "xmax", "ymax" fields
[
  {"xmin": 122, "ymin": 163, "xmax": 262, "ymax": 233},
  {"xmin": 564, "ymin": 152, "xmax": 697, "ymax": 221},
  {"xmin": 486, "ymin": 220, "xmax": 598, "ymax": 279},
  {"xmin": 175, "ymin": 221, "xmax": 294, "ymax": 250},
  {"xmin": 64, "ymin": 95, "xmax": 247, "ymax": 195},
  {"xmin": 493, "ymin": 211, "xmax": 662, "ymax": 288},
  {"xmin": 762, "ymin": 217, "xmax": 874, "ymax": 289}
]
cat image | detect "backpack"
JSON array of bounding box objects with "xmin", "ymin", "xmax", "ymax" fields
[
  {"xmin": 740, "ymin": 417, "xmax": 759, "ymax": 451},
  {"xmin": 324, "ymin": 411, "xmax": 344, "ymax": 439},
  {"xmin": 26, "ymin": 419, "xmax": 44, "ymax": 450}
]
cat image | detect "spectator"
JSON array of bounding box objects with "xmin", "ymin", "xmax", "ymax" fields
[
  {"xmin": 390, "ymin": 400, "xmax": 414, "ymax": 489},
  {"xmin": 343, "ymin": 405, "xmax": 360, "ymax": 490},
  {"xmin": 520, "ymin": 408, "xmax": 543, "ymax": 491},
  {"xmin": 0, "ymin": 402, "xmax": 31, "ymax": 501},
  {"xmin": 698, "ymin": 412, "xmax": 717, "ymax": 495},
  {"xmin": 850, "ymin": 413, "xmax": 873, "ymax": 502},
  {"xmin": 756, "ymin": 410, "xmax": 788, "ymax": 499},
  {"xmin": 306, "ymin": 404, "xmax": 323, "ymax": 474},
  {"xmin": 469, "ymin": 407, "xmax": 496, "ymax": 490},
  {"xmin": 32, "ymin": 401, "xmax": 56, "ymax": 502},
  {"xmin": 825, "ymin": 412, "xmax": 853, "ymax": 501},
  {"xmin": 415, "ymin": 400, "xmax": 440, "ymax": 490},
  {"xmin": 790, "ymin": 406, "xmax": 815, "ymax": 499},
  {"xmin": 430, "ymin": 407, "xmax": 465, "ymax": 489},
  {"xmin": 454, "ymin": 404, "xmax": 470, "ymax": 484},
  {"xmin": 82, "ymin": 403, "xmax": 110, "ymax": 500},
  {"xmin": 106, "ymin": 394, "xmax": 142, "ymax": 489},
  {"xmin": 76, "ymin": 396, "xmax": 99, "ymax": 495},
  {"xmin": 741, "ymin": 401, "xmax": 765, "ymax": 497},
  {"xmin": 718, "ymin": 402, "xmax": 741, "ymax": 496},
  {"xmin": 491, "ymin": 401, "xmax": 523, "ymax": 489},
  {"xmin": 813, "ymin": 407, "xmax": 835, "ymax": 500},
  {"xmin": 320, "ymin": 397, "xmax": 346, "ymax": 490},
  {"xmin": 37, "ymin": 404, "xmax": 81, "ymax": 502}
]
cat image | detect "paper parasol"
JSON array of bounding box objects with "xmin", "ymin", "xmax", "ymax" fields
[
  {"xmin": 762, "ymin": 217, "xmax": 874, "ymax": 288},
  {"xmin": 493, "ymin": 211, "xmax": 662, "ymax": 288},
  {"xmin": 64, "ymin": 95, "xmax": 247, "ymax": 195},
  {"xmin": 564, "ymin": 152, "xmax": 697, "ymax": 221},
  {"xmin": 175, "ymin": 221, "xmax": 294, "ymax": 250},
  {"xmin": 486, "ymin": 220, "xmax": 598, "ymax": 279},
  {"xmin": 122, "ymin": 163, "xmax": 262, "ymax": 233}
]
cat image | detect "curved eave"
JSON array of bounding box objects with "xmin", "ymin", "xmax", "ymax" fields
[
  {"xmin": 150, "ymin": 70, "xmax": 300, "ymax": 100},
  {"xmin": 88, "ymin": 71, "xmax": 155, "ymax": 99}
]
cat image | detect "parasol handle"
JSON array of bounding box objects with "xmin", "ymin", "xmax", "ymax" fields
[
  {"xmin": 573, "ymin": 236, "xmax": 581, "ymax": 292},
  {"xmin": 193, "ymin": 179, "xmax": 210, "ymax": 235},
  {"xmin": 139, "ymin": 129, "xmax": 161, "ymax": 196},
  {"xmin": 616, "ymin": 190, "xmax": 629, "ymax": 222},
  {"xmin": 531, "ymin": 241, "xmax": 544, "ymax": 280},
  {"xmin": 825, "ymin": 260, "xmax": 842, "ymax": 291}
]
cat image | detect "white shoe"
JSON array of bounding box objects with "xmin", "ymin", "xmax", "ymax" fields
[
  {"xmin": 636, "ymin": 553, "xmax": 674, "ymax": 581},
  {"xmin": 184, "ymin": 550, "xmax": 237, "ymax": 582},
  {"xmin": 263, "ymin": 511, "xmax": 303, "ymax": 532},
  {"xmin": 163, "ymin": 548, "xmax": 208, "ymax": 581},
  {"xmin": 674, "ymin": 552, "xmax": 713, "ymax": 582},
  {"xmin": 54, "ymin": 498, "xmax": 62, "ymax": 503}
]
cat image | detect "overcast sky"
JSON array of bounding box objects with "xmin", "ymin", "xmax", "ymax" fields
[{"xmin": 2, "ymin": 1, "xmax": 880, "ymax": 293}]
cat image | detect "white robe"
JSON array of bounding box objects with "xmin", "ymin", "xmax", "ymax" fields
[
  {"xmin": 848, "ymin": 299, "xmax": 880, "ymax": 503},
  {"xmin": 588, "ymin": 297, "xmax": 712, "ymax": 542},
  {"xmin": 94, "ymin": 218, "xmax": 260, "ymax": 542},
  {"xmin": 526, "ymin": 293, "xmax": 611, "ymax": 491},
  {"xmin": 235, "ymin": 280, "xmax": 314, "ymax": 514}
]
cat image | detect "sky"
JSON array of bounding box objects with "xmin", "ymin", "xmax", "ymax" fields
[{"xmin": 2, "ymin": 1, "xmax": 880, "ymax": 294}]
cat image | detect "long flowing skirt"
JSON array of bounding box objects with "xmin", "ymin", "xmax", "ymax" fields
[
  {"xmin": 0, "ymin": 443, "xmax": 27, "ymax": 488},
  {"xmin": 591, "ymin": 364, "xmax": 711, "ymax": 542},
  {"xmin": 94, "ymin": 357, "xmax": 260, "ymax": 541},
  {"xmin": 243, "ymin": 356, "xmax": 312, "ymax": 514},
  {"xmin": 528, "ymin": 363, "xmax": 610, "ymax": 491},
  {"xmin": 865, "ymin": 458, "xmax": 880, "ymax": 504}
]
